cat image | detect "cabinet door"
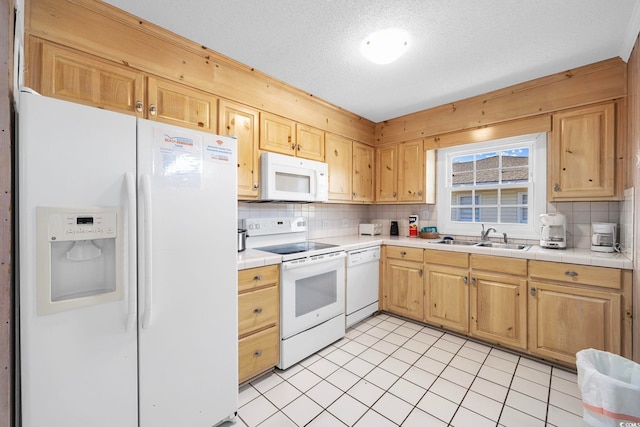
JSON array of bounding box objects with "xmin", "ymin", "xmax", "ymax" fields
[
  {"xmin": 528, "ymin": 281, "xmax": 621, "ymax": 365},
  {"xmin": 383, "ymin": 259, "xmax": 424, "ymax": 321},
  {"xmin": 259, "ymin": 112, "xmax": 296, "ymax": 155},
  {"xmin": 147, "ymin": 77, "xmax": 218, "ymax": 132},
  {"xmin": 376, "ymin": 145, "xmax": 398, "ymax": 202},
  {"xmin": 470, "ymin": 273, "xmax": 527, "ymax": 349},
  {"xmin": 296, "ymin": 124, "xmax": 325, "ymax": 161},
  {"xmin": 398, "ymin": 139, "xmax": 425, "ymax": 202},
  {"xmin": 219, "ymin": 100, "xmax": 260, "ymax": 199},
  {"xmin": 325, "ymin": 133, "xmax": 353, "ymax": 201},
  {"xmin": 353, "ymin": 142, "xmax": 375, "ymax": 202},
  {"xmin": 40, "ymin": 42, "xmax": 144, "ymax": 117},
  {"xmin": 238, "ymin": 326, "xmax": 279, "ymax": 384},
  {"xmin": 549, "ymin": 103, "xmax": 616, "ymax": 200},
  {"xmin": 424, "ymin": 264, "xmax": 469, "ymax": 332}
]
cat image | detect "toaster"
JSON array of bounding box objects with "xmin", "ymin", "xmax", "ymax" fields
[{"xmin": 359, "ymin": 223, "xmax": 382, "ymax": 235}]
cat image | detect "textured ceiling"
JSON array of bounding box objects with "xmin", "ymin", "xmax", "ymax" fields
[{"xmin": 102, "ymin": 0, "xmax": 640, "ymax": 122}]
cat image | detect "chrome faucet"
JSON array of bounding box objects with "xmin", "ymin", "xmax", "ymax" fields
[{"xmin": 480, "ymin": 224, "xmax": 496, "ymax": 241}]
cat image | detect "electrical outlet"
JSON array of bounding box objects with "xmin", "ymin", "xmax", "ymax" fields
[{"xmin": 422, "ymin": 210, "xmax": 430, "ymax": 220}]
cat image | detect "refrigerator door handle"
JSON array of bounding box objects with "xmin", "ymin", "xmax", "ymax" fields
[
  {"xmin": 141, "ymin": 173, "xmax": 153, "ymax": 329},
  {"xmin": 125, "ymin": 172, "xmax": 137, "ymax": 332}
]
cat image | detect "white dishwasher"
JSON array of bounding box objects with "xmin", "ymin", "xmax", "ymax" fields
[{"xmin": 346, "ymin": 246, "xmax": 381, "ymax": 327}]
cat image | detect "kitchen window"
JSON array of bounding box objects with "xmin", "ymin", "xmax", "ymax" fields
[{"xmin": 436, "ymin": 133, "xmax": 546, "ymax": 239}]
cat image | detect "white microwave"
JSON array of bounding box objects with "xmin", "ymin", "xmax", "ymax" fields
[{"xmin": 261, "ymin": 152, "xmax": 329, "ymax": 202}]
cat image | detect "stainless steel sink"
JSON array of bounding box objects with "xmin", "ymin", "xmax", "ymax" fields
[
  {"xmin": 429, "ymin": 240, "xmax": 531, "ymax": 250},
  {"xmin": 432, "ymin": 240, "xmax": 479, "ymax": 246},
  {"xmin": 475, "ymin": 242, "xmax": 531, "ymax": 250}
]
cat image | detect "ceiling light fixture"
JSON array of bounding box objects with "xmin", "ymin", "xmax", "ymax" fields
[{"xmin": 360, "ymin": 29, "xmax": 409, "ymax": 65}]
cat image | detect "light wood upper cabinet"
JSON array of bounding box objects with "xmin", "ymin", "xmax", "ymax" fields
[
  {"xmin": 375, "ymin": 145, "xmax": 398, "ymax": 202},
  {"xmin": 549, "ymin": 102, "xmax": 617, "ymax": 200},
  {"xmin": 259, "ymin": 112, "xmax": 296, "ymax": 155},
  {"xmin": 353, "ymin": 142, "xmax": 375, "ymax": 202},
  {"xmin": 296, "ymin": 124, "xmax": 325, "ymax": 161},
  {"xmin": 469, "ymin": 255, "xmax": 527, "ymax": 350},
  {"xmin": 325, "ymin": 133, "xmax": 353, "ymax": 201},
  {"xmin": 219, "ymin": 100, "xmax": 260, "ymax": 199},
  {"xmin": 375, "ymin": 139, "xmax": 433, "ymax": 204},
  {"xmin": 147, "ymin": 77, "xmax": 218, "ymax": 132},
  {"xmin": 398, "ymin": 139, "xmax": 425, "ymax": 202},
  {"xmin": 40, "ymin": 42, "xmax": 144, "ymax": 117}
]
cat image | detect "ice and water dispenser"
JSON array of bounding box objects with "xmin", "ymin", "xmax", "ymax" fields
[{"xmin": 36, "ymin": 207, "xmax": 123, "ymax": 315}]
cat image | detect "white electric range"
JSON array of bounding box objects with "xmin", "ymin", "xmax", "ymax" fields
[{"xmin": 244, "ymin": 217, "xmax": 346, "ymax": 369}]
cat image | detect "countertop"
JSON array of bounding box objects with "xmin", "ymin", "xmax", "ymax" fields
[{"xmin": 237, "ymin": 234, "xmax": 633, "ymax": 270}]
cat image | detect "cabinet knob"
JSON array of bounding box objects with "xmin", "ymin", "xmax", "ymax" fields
[
  {"xmin": 393, "ymin": 192, "xmax": 397, "ymax": 197},
  {"xmin": 463, "ymin": 276, "xmax": 468, "ymax": 284},
  {"xmin": 419, "ymin": 269, "xmax": 423, "ymax": 277},
  {"xmin": 530, "ymin": 287, "xmax": 537, "ymax": 296},
  {"xmin": 418, "ymin": 191, "xmax": 423, "ymax": 196},
  {"xmin": 564, "ymin": 271, "xmax": 578, "ymax": 277},
  {"xmin": 149, "ymin": 104, "xmax": 157, "ymax": 116},
  {"xmin": 553, "ymin": 183, "xmax": 560, "ymax": 192},
  {"xmin": 253, "ymin": 307, "xmax": 263, "ymax": 314},
  {"xmin": 291, "ymin": 143, "xmax": 296, "ymax": 150},
  {"xmin": 297, "ymin": 144, "xmax": 302, "ymax": 151},
  {"xmin": 353, "ymin": 192, "xmax": 357, "ymax": 197},
  {"xmin": 253, "ymin": 350, "xmax": 263, "ymax": 357},
  {"xmin": 253, "ymin": 182, "xmax": 259, "ymax": 189},
  {"xmin": 471, "ymin": 277, "xmax": 476, "ymax": 286},
  {"xmin": 253, "ymin": 275, "xmax": 262, "ymax": 281},
  {"xmin": 400, "ymin": 251, "xmax": 407, "ymax": 256},
  {"xmin": 135, "ymin": 101, "xmax": 143, "ymax": 113}
]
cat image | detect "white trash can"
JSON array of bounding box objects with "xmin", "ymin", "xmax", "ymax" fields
[{"xmin": 576, "ymin": 349, "xmax": 640, "ymax": 427}]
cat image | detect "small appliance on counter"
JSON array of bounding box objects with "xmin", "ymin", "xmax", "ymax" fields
[
  {"xmin": 359, "ymin": 223, "xmax": 381, "ymax": 235},
  {"xmin": 390, "ymin": 221, "xmax": 399, "ymax": 236},
  {"xmin": 237, "ymin": 229, "xmax": 247, "ymax": 252},
  {"xmin": 409, "ymin": 215, "xmax": 419, "ymax": 237},
  {"xmin": 540, "ymin": 213, "xmax": 567, "ymax": 249},
  {"xmin": 591, "ymin": 222, "xmax": 617, "ymax": 253}
]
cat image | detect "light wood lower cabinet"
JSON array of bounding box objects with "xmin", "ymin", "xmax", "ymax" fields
[
  {"xmin": 382, "ymin": 246, "xmax": 424, "ymax": 321},
  {"xmin": 469, "ymin": 255, "xmax": 527, "ymax": 350},
  {"xmin": 379, "ymin": 248, "xmax": 631, "ymax": 368},
  {"xmin": 238, "ymin": 265, "xmax": 280, "ymax": 384},
  {"xmin": 423, "ymin": 250, "xmax": 469, "ymax": 333},
  {"xmin": 528, "ymin": 260, "xmax": 625, "ymax": 365}
]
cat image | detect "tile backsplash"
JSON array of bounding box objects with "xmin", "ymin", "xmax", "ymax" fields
[{"xmin": 239, "ymin": 196, "xmax": 632, "ymax": 255}]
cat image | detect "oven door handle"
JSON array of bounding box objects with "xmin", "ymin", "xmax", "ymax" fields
[{"xmin": 281, "ymin": 251, "xmax": 346, "ymax": 270}]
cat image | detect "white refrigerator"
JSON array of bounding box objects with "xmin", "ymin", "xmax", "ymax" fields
[{"xmin": 17, "ymin": 92, "xmax": 238, "ymax": 427}]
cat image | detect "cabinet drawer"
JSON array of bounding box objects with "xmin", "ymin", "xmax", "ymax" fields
[
  {"xmin": 470, "ymin": 254, "xmax": 527, "ymax": 276},
  {"xmin": 424, "ymin": 249, "xmax": 469, "ymax": 268},
  {"xmin": 386, "ymin": 246, "xmax": 423, "ymax": 262},
  {"xmin": 238, "ymin": 264, "xmax": 279, "ymax": 293},
  {"xmin": 239, "ymin": 286, "xmax": 279, "ymax": 336},
  {"xmin": 529, "ymin": 260, "xmax": 621, "ymax": 290},
  {"xmin": 239, "ymin": 326, "xmax": 279, "ymax": 383}
]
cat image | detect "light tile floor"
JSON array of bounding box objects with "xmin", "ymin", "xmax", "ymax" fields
[{"xmin": 232, "ymin": 314, "xmax": 587, "ymax": 426}]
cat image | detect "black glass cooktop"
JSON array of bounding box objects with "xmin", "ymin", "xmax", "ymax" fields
[{"xmin": 256, "ymin": 241, "xmax": 338, "ymax": 255}]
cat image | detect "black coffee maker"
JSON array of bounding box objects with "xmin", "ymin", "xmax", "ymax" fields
[{"xmin": 390, "ymin": 221, "xmax": 399, "ymax": 236}]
